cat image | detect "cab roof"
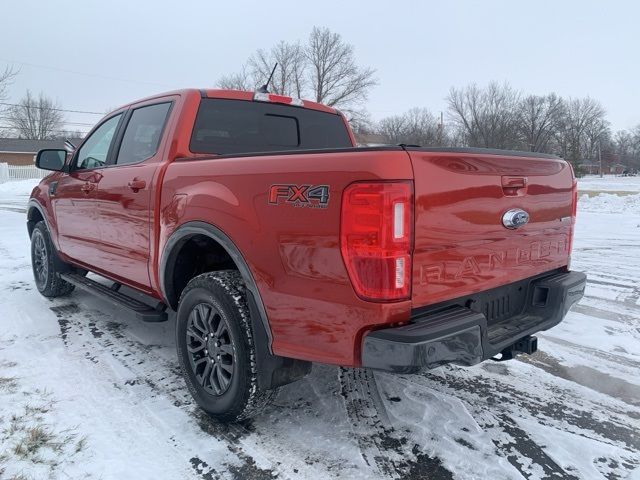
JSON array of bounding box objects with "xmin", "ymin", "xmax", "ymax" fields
[{"xmin": 117, "ymin": 88, "xmax": 339, "ymax": 115}]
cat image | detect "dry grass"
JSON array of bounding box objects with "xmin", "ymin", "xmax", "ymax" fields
[
  {"xmin": 0, "ymin": 382, "xmax": 87, "ymax": 477},
  {"xmin": 13, "ymin": 425, "xmax": 58, "ymax": 458},
  {"xmin": 0, "ymin": 376, "xmax": 18, "ymax": 393}
]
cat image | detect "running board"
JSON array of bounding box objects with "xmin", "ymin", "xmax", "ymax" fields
[{"xmin": 60, "ymin": 273, "xmax": 168, "ymax": 322}]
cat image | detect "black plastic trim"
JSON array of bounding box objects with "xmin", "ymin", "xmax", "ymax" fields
[
  {"xmin": 246, "ymin": 290, "xmax": 311, "ymax": 389},
  {"xmin": 60, "ymin": 272, "xmax": 167, "ymax": 322},
  {"xmin": 361, "ymin": 270, "xmax": 586, "ymax": 373},
  {"xmin": 160, "ymin": 221, "xmax": 309, "ymax": 389},
  {"xmin": 175, "ymin": 145, "xmax": 404, "ymax": 163},
  {"xmin": 26, "ymin": 199, "xmax": 49, "ymax": 237},
  {"xmin": 404, "ymin": 146, "xmax": 562, "ymax": 160},
  {"xmin": 159, "ymin": 221, "xmax": 273, "ymax": 348}
]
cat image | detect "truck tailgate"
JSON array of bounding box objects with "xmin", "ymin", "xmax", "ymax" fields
[{"xmin": 407, "ymin": 148, "xmax": 575, "ymax": 309}]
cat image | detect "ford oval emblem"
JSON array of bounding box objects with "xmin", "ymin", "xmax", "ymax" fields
[{"xmin": 502, "ymin": 209, "xmax": 530, "ymax": 229}]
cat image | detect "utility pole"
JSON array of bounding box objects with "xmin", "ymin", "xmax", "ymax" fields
[
  {"xmin": 598, "ymin": 142, "xmax": 603, "ymax": 177},
  {"xmin": 438, "ymin": 111, "xmax": 443, "ymax": 145}
]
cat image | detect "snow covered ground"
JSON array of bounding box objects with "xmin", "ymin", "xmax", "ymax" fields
[
  {"xmin": 0, "ymin": 177, "xmax": 638, "ymax": 480},
  {"xmin": 579, "ymin": 174, "xmax": 640, "ymax": 193}
]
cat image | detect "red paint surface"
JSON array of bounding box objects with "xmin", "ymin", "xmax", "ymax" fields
[{"xmin": 30, "ymin": 89, "xmax": 576, "ymax": 367}]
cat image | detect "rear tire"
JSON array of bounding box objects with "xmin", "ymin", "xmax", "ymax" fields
[
  {"xmin": 30, "ymin": 221, "xmax": 75, "ymax": 298},
  {"xmin": 176, "ymin": 270, "xmax": 278, "ymax": 422}
]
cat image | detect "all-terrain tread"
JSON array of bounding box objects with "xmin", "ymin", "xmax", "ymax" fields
[
  {"xmin": 32, "ymin": 221, "xmax": 75, "ymax": 298},
  {"xmin": 178, "ymin": 270, "xmax": 278, "ymax": 422}
]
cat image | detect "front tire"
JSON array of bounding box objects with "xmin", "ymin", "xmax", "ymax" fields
[
  {"xmin": 176, "ymin": 270, "xmax": 277, "ymax": 422},
  {"xmin": 30, "ymin": 221, "xmax": 75, "ymax": 298}
]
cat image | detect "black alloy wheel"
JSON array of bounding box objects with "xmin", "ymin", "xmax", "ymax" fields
[
  {"xmin": 186, "ymin": 302, "xmax": 235, "ymax": 395},
  {"xmin": 32, "ymin": 229, "xmax": 48, "ymax": 290}
]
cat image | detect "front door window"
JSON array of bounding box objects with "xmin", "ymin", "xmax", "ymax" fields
[{"xmin": 75, "ymin": 114, "xmax": 122, "ymax": 170}]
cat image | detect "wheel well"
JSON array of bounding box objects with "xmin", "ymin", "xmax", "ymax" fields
[
  {"xmin": 164, "ymin": 233, "xmax": 237, "ymax": 310},
  {"xmin": 27, "ymin": 206, "xmax": 44, "ymax": 237}
]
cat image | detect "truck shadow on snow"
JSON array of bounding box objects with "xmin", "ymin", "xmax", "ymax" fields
[{"xmin": 49, "ymin": 296, "xmax": 639, "ymax": 480}]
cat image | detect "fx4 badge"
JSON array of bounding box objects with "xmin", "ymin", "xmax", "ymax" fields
[{"xmin": 268, "ymin": 184, "xmax": 330, "ymax": 208}]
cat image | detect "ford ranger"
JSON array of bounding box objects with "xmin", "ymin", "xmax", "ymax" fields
[{"xmin": 28, "ymin": 88, "xmax": 586, "ymax": 421}]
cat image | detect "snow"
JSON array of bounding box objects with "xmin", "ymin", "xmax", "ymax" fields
[
  {"xmin": 0, "ymin": 175, "xmax": 639, "ymax": 479},
  {"xmin": 579, "ymin": 174, "xmax": 640, "ymax": 193},
  {"xmin": 579, "ymin": 192, "xmax": 640, "ymax": 215},
  {"xmin": 0, "ymin": 178, "xmax": 40, "ymax": 195}
]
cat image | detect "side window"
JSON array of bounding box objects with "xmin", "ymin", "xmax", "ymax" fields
[
  {"xmin": 115, "ymin": 103, "xmax": 171, "ymax": 165},
  {"xmin": 75, "ymin": 114, "xmax": 122, "ymax": 170}
]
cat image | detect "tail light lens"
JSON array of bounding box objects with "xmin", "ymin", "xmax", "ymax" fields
[
  {"xmin": 567, "ymin": 177, "xmax": 578, "ymax": 270},
  {"xmin": 253, "ymin": 91, "xmax": 304, "ymax": 106},
  {"xmin": 340, "ymin": 181, "xmax": 413, "ymax": 301},
  {"xmin": 565, "ymin": 162, "xmax": 578, "ymax": 270}
]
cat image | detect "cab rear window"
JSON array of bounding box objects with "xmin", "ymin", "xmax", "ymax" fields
[{"xmin": 189, "ymin": 98, "xmax": 352, "ymax": 155}]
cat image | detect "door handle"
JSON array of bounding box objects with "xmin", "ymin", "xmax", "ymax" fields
[
  {"xmin": 128, "ymin": 179, "xmax": 146, "ymax": 192},
  {"xmin": 502, "ymin": 176, "xmax": 527, "ymax": 196},
  {"xmin": 81, "ymin": 183, "xmax": 95, "ymax": 194}
]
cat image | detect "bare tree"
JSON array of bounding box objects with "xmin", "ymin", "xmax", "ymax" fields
[
  {"xmin": 613, "ymin": 130, "xmax": 635, "ymax": 171},
  {"xmin": 631, "ymin": 125, "xmax": 640, "ymax": 163},
  {"xmin": 554, "ymin": 97, "xmax": 608, "ymax": 168},
  {"xmin": 377, "ymin": 114, "xmax": 407, "ymax": 144},
  {"xmin": 216, "ymin": 27, "xmax": 377, "ymax": 116},
  {"xmin": 0, "ymin": 66, "xmax": 18, "ymax": 103},
  {"xmin": 346, "ymin": 109, "xmax": 374, "ymax": 135},
  {"xmin": 379, "ymin": 108, "xmax": 444, "ymax": 146},
  {"xmin": 516, "ymin": 93, "xmax": 564, "ymax": 152},
  {"xmin": 0, "ymin": 66, "xmax": 19, "ymax": 136},
  {"xmin": 217, "ymin": 67, "xmax": 254, "ymax": 91},
  {"xmin": 584, "ymin": 117, "xmax": 610, "ymax": 162},
  {"xmin": 248, "ymin": 41, "xmax": 306, "ymax": 97},
  {"xmin": 6, "ymin": 91, "xmax": 65, "ymax": 140},
  {"xmin": 447, "ymin": 82, "xmax": 520, "ymax": 149},
  {"xmin": 305, "ymin": 27, "xmax": 377, "ymax": 112}
]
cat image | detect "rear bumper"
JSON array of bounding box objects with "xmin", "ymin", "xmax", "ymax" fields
[{"xmin": 361, "ymin": 270, "xmax": 586, "ymax": 373}]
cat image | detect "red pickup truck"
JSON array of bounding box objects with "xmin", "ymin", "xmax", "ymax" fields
[{"xmin": 29, "ymin": 89, "xmax": 586, "ymax": 421}]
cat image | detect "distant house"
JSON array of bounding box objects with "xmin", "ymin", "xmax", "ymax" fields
[
  {"xmin": 578, "ymin": 160, "xmax": 626, "ymax": 176},
  {"xmin": 579, "ymin": 163, "xmax": 601, "ymax": 175},
  {"xmin": 0, "ymin": 138, "xmax": 83, "ymax": 166}
]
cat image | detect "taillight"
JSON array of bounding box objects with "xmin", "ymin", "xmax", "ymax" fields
[
  {"xmin": 340, "ymin": 181, "xmax": 413, "ymax": 301},
  {"xmin": 253, "ymin": 91, "xmax": 304, "ymax": 106},
  {"xmin": 567, "ymin": 164, "xmax": 578, "ymax": 270}
]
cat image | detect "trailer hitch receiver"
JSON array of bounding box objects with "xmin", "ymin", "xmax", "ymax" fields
[{"xmin": 495, "ymin": 335, "xmax": 538, "ymax": 361}]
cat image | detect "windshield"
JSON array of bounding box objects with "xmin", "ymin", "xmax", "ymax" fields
[{"xmin": 189, "ymin": 98, "xmax": 353, "ymax": 155}]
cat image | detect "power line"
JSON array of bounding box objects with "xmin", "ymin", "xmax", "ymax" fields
[
  {"xmin": 0, "ymin": 102, "xmax": 104, "ymax": 116},
  {"xmin": 0, "ymin": 125, "xmax": 89, "ymax": 135},
  {"xmin": 0, "ymin": 57, "xmax": 173, "ymax": 88},
  {"xmin": 0, "ymin": 117, "xmax": 95, "ymax": 127}
]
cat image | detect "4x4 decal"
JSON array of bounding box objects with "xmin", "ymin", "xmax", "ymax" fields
[{"xmin": 268, "ymin": 184, "xmax": 330, "ymax": 208}]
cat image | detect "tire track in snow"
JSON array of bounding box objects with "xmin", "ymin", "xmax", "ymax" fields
[
  {"xmin": 48, "ymin": 301, "xmax": 311, "ymax": 479},
  {"xmin": 384, "ymin": 372, "xmax": 582, "ymax": 479},
  {"xmin": 541, "ymin": 335, "xmax": 640, "ymax": 371},
  {"xmin": 338, "ymin": 368, "xmax": 454, "ymax": 480},
  {"xmin": 520, "ymin": 350, "xmax": 640, "ymax": 409},
  {"xmin": 401, "ymin": 364, "xmax": 640, "ymax": 478}
]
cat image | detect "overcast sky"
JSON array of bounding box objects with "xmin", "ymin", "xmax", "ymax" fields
[{"xmin": 2, "ymin": 0, "xmax": 638, "ymax": 135}]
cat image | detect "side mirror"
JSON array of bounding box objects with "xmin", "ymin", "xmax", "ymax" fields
[{"xmin": 36, "ymin": 149, "xmax": 67, "ymax": 171}]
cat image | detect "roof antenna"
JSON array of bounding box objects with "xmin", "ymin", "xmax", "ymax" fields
[{"xmin": 257, "ymin": 63, "xmax": 278, "ymax": 93}]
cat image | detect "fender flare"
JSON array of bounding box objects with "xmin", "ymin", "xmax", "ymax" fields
[
  {"xmin": 159, "ymin": 221, "xmax": 273, "ymax": 349},
  {"xmin": 27, "ymin": 199, "xmax": 51, "ymax": 237}
]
